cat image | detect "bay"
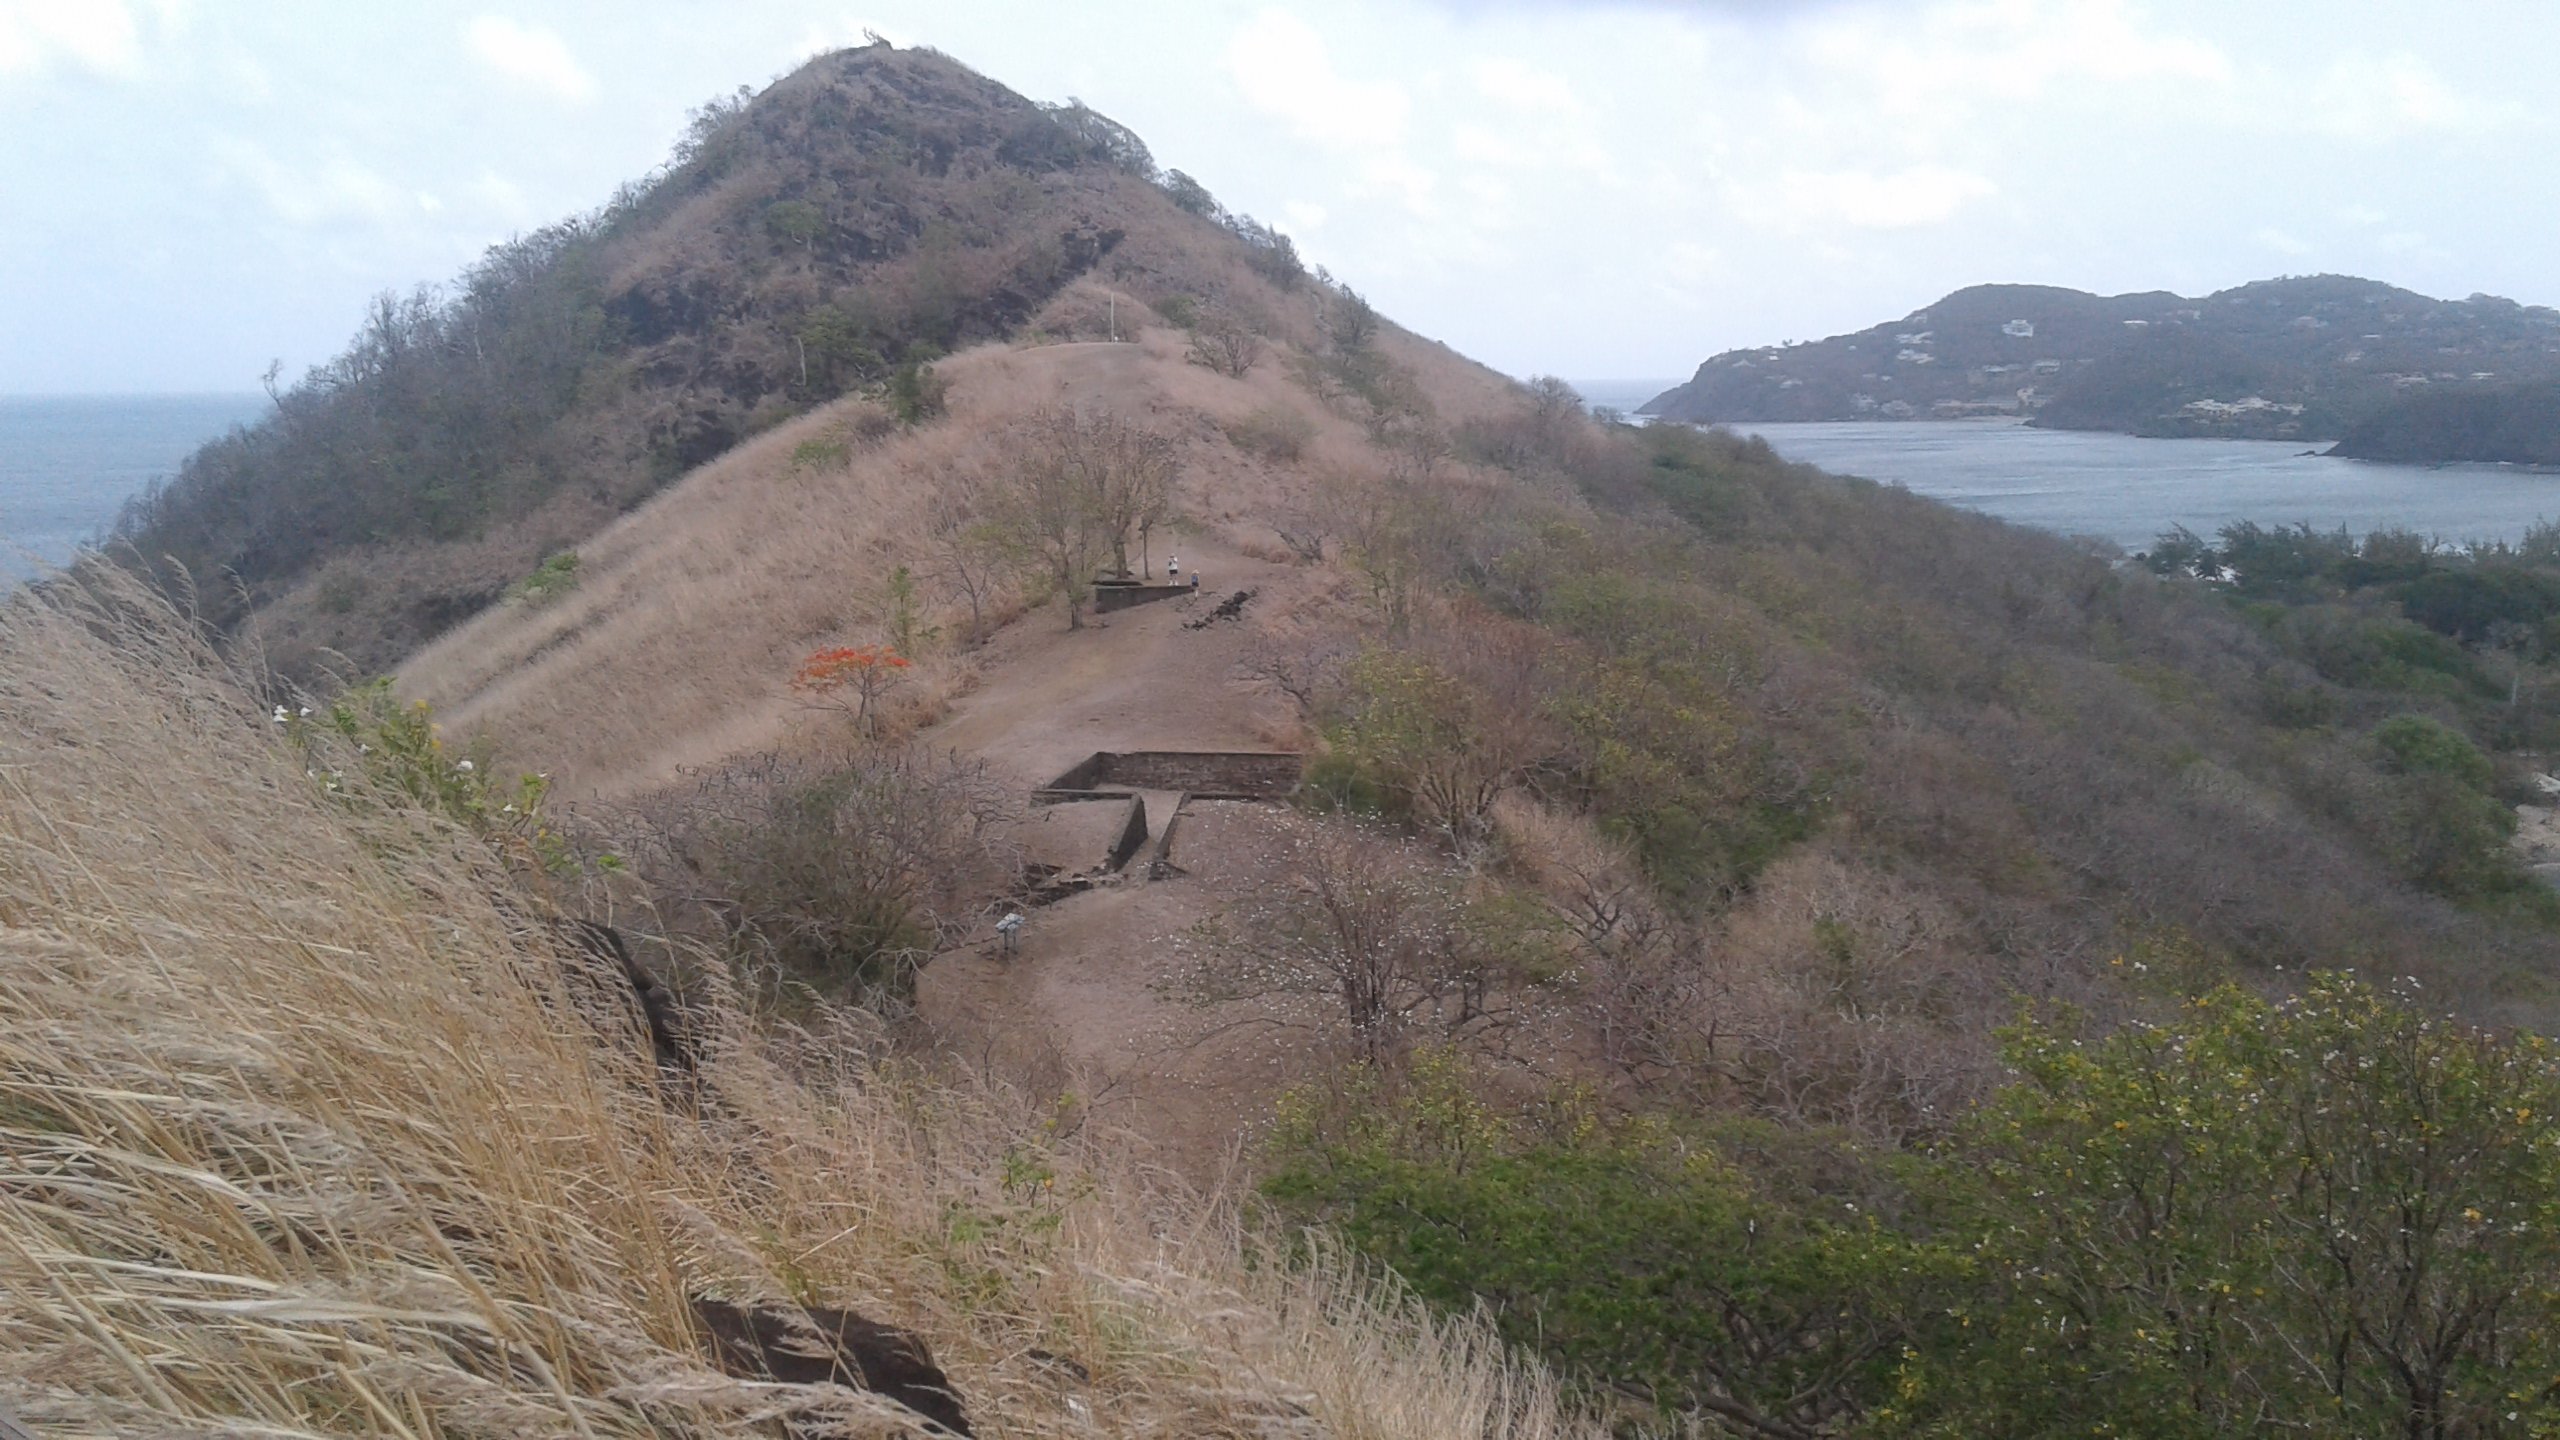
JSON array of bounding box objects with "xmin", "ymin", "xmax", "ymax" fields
[
  {"xmin": 1565, "ymin": 380, "xmax": 2560, "ymax": 555},
  {"xmin": 0, "ymin": 393, "xmax": 268, "ymax": 579},
  {"xmin": 1724, "ymin": 420, "xmax": 2560, "ymax": 554}
]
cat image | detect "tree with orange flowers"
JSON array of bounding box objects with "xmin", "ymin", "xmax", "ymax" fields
[{"xmin": 792, "ymin": 643, "xmax": 911, "ymax": 736}]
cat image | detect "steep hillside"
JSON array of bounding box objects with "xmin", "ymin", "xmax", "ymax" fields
[
  {"xmin": 1646, "ymin": 275, "xmax": 2560, "ymax": 442},
  {"xmin": 111, "ymin": 40, "xmax": 1317, "ymax": 675},
  {"xmin": 0, "ymin": 573, "xmax": 1590, "ymax": 1439}
]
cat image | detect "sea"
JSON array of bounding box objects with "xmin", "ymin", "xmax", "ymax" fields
[
  {"xmin": 7, "ymin": 386, "xmax": 2558, "ymax": 585},
  {"xmin": 1569, "ymin": 379, "xmax": 2560, "ymax": 554},
  {"xmin": 0, "ymin": 393, "xmax": 268, "ymax": 581}
]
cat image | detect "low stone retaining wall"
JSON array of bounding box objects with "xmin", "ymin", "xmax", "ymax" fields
[
  {"xmin": 1091, "ymin": 580, "xmax": 1193, "ymax": 614},
  {"xmin": 1040, "ymin": 750, "xmax": 1303, "ymax": 800}
]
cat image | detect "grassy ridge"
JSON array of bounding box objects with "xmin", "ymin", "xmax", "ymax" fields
[{"xmin": 0, "ymin": 575, "xmax": 1587, "ymax": 1437}]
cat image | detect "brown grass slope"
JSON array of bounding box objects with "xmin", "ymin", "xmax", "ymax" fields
[
  {"xmin": 0, "ymin": 576, "xmax": 1591, "ymax": 1438},
  {"xmin": 396, "ymin": 298, "xmax": 1514, "ymax": 799},
  {"xmin": 118, "ymin": 40, "xmax": 1335, "ymax": 677}
]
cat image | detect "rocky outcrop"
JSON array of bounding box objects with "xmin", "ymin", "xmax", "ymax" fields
[{"xmin": 691, "ymin": 1295, "xmax": 974, "ymax": 1436}]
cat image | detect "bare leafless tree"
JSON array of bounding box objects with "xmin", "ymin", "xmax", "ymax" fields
[
  {"xmin": 990, "ymin": 405, "xmax": 1178, "ymax": 627},
  {"xmin": 1236, "ymin": 627, "xmax": 1356, "ymax": 714},
  {"xmin": 1182, "ymin": 828, "xmax": 1521, "ymax": 1065},
  {"xmin": 1185, "ymin": 307, "xmax": 1264, "ymax": 379},
  {"xmin": 922, "ymin": 477, "xmax": 1006, "ymax": 646}
]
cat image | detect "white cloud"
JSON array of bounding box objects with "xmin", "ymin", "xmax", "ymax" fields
[
  {"xmin": 2254, "ymin": 225, "xmax": 2312, "ymax": 257},
  {"xmin": 0, "ymin": 0, "xmax": 141, "ymax": 79},
  {"xmin": 791, "ymin": 17, "xmax": 902, "ymax": 60},
  {"xmin": 1469, "ymin": 55, "xmax": 1577, "ymax": 114},
  {"xmin": 1657, "ymin": 238, "xmax": 1725, "ymax": 307},
  {"xmin": 2287, "ymin": 52, "xmax": 2526, "ymax": 141},
  {"xmin": 463, "ymin": 15, "xmax": 597, "ymax": 104},
  {"xmin": 1226, "ymin": 10, "xmax": 1409, "ymax": 150},
  {"xmin": 210, "ymin": 136, "xmax": 410, "ymax": 227},
  {"xmin": 1801, "ymin": 0, "xmax": 2231, "ymax": 118},
  {"xmin": 1752, "ymin": 165, "xmax": 1998, "ymax": 230},
  {"xmin": 471, "ymin": 169, "xmax": 534, "ymax": 224}
]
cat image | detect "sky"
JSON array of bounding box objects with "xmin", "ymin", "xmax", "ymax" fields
[{"xmin": 2, "ymin": 0, "xmax": 2554, "ymax": 393}]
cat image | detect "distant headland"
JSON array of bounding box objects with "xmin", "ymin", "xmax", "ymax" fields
[{"xmin": 1646, "ymin": 275, "xmax": 2560, "ymax": 464}]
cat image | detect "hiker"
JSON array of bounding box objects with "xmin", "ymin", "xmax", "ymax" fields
[
  {"xmin": 995, "ymin": 911, "xmax": 1024, "ymax": 957},
  {"xmin": 1166, "ymin": 556, "xmax": 1181, "ymax": 584},
  {"xmin": 1189, "ymin": 571, "xmax": 1201, "ymax": 591}
]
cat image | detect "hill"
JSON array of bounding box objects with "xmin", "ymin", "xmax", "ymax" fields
[
  {"xmin": 35, "ymin": 39, "xmax": 2560, "ymax": 1437},
  {"xmin": 1645, "ymin": 274, "xmax": 2560, "ymax": 444},
  {"xmin": 110, "ymin": 40, "xmax": 1319, "ymax": 675}
]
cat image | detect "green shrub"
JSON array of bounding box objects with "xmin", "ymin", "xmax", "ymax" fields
[
  {"xmin": 889, "ymin": 357, "xmax": 947, "ymax": 424},
  {"xmin": 791, "ymin": 436, "xmax": 851, "ymax": 470},
  {"xmin": 1265, "ymin": 1052, "xmax": 1935, "ymax": 1429},
  {"xmin": 508, "ymin": 550, "xmax": 580, "ymax": 606},
  {"xmin": 1893, "ymin": 978, "xmax": 2560, "ymax": 1438},
  {"xmin": 285, "ymin": 678, "xmax": 572, "ymax": 872},
  {"xmin": 2375, "ymin": 712, "xmax": 2497, "ymax": 789}
]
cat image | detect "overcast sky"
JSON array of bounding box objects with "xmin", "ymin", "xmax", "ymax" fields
[{"xmin": 3, "ymin": 0, "xmax": 2554, "ymax": 393}]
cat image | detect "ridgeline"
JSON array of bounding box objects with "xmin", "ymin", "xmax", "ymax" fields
[{"xmin": 112, "ymin": 42, "xmax": 1311, "ymax": 674}]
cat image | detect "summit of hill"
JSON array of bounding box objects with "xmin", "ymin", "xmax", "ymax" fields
[{"xmin": 111, "ymin": 40, "xmax": 1329, "ymax": 674}]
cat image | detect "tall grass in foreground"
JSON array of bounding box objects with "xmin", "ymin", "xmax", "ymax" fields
[{"xmin": 0, "ymin": 576, "xmax": 1588, "ymax": 1438}]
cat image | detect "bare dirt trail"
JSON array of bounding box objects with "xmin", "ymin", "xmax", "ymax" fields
[
  {"xmin": 912, "ymin": 543, "xmax": 1339, "ymax": 1169},
  {"xmin": 920, "ymin": 801, "xmax": 1345, "ymax": 1165},
  {"xmin": 925, "ymin": 540, "xmax": 1299, "ymax": 788}
]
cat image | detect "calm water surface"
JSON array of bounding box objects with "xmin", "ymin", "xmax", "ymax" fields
[
  {"xmin": 1730, "ymin": 420, "xmax": 2560, "ymax": 553},
  {"xmin": 0, "ymin": 393, "xmax": 267, "ymax": 578},
  {"xmin": 1567, "ymin": 380, "xmax": 2560, "ymax": 553}
]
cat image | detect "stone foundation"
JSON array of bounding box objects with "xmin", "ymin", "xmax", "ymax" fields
[{"xmin": 1038, "ymin": 750, "xmax": 1303, "ymax": 800}]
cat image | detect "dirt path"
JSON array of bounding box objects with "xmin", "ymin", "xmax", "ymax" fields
[
  {"xmin": 927, "ymin": 541, "xmax": 1297, "ymax": 787},
  {"xmin": 912, "ymin": 544, "xmax": 1339, "ymax": 1170},
  {"xmin": 918, "ymin": 802, "xmax": 1344, "ymax": 1164}
]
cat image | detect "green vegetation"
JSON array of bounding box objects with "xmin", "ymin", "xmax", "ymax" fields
[
  {"xmin": 1247, "ymin": 361, "xmax": 2560, "ymax": 1432},
  {"xmin": 508, "ymin": 549, "xmax": 580, "ymax": 605},
  {"xmin": 2332, "ymin": 380, "xmax": 2560, "ymax": 466},
  {"xmin": 286, "ymin": 678, "xmax": 576, "ymax": 873},
  {"xmin": 1271, "ymin": 978, "xmax": 2560, "ymax": 1436}
]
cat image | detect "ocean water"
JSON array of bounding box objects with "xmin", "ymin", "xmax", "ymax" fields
[
  {"xmin": 1564, "ymin": 380, "xmax": 2560, "ymax": 554},
  {"xmin": 1725, "ymin": 420, "xmax": 2560, "ymax": 554},
  {"xmin": 0, "ymin": 393, "xmax": 267, "ymax": 579}
]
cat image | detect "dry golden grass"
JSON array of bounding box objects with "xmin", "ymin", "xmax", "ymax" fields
[
  {"xmin": 398, "ymin": 315, "xmax": 1519, "ymax": 800},
  {"xmin": 0, "ymin": 578, "xmax": 1595, "ymax": 1436}
]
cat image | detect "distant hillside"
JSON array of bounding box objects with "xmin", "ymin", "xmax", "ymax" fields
[
  {"xmin": 1646, "ymin": 275, "xmax": 2560, "ymax": 444},
  {"xmin": 112, "ymin": 41, "xmax": 1316, "ymax": 673},
  {"xmin": 2330, "ymin": 380, "xmax": 2560, "ymax": 466}
]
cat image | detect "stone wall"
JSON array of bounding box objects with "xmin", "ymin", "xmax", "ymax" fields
[
  {"xmin": 1091, "ymin": 581, "xmax": 1192, "ymax": 614},
  {"xmin": 1042, "ymin": 750, "xmax": 1303, "ymax": 799}
]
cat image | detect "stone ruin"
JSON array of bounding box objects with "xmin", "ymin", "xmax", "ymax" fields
[{"xmin": 1018, "ymin": 750, "xmax": 1303, "ymax": 898}]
